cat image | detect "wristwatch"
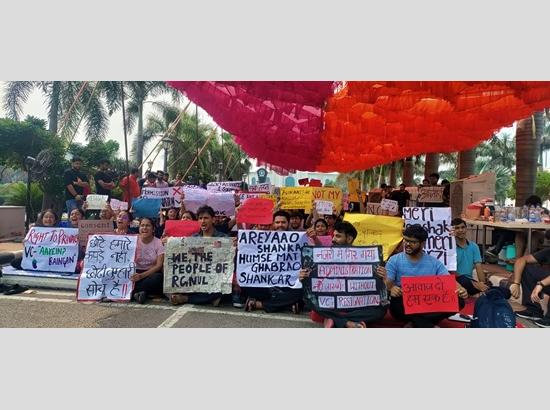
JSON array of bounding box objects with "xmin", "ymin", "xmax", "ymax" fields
[{"xmin": 536, "ymin": 281, "xmax": 544, "ymax": 287}]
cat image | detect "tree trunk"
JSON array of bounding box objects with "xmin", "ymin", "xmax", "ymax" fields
[
  {"xmin": 48, "ymin": 81, "xmax": 61, "ymax": 134},
  {"xmin": 458, "ymin": 148, "xmax": 476, "ymax": 179},
  {"xmin": 516, "ymin": 112, "xmax": 543, "ymax": 206},
  {"xmin": 403, "ymin": 157, "xmax": 414, "ymax": 186},
  {"xmin": 424, "ymin": 153, "xmax": 440, "ymax": 179},
  {"xmin": 389, "ymin": 161, "xmax": 397, "ymax": 187},
  {"xmin": 136, "ymin": 103, "xmax": 144, "ymax": 175}
]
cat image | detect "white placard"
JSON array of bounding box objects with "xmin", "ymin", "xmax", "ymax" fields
[
  {"xmin": 86, "ymin": 194, "xmax": 109, "ymax": 210},
  {"xmin": 314, "ymin": 200, "xmax": 333, "ymax": 215},
  {"xmin": 206, "ymin": 181, "xmax": 242, "ymax": 192},
  {"xmin": 380, "ymin": 198, "xmax": 399, "ymax": 213},
  {"xmin": 22, "ymin": 227, "xmax": 79, "ymax": 273},
  {"xmin": 110, "ymin": 198, "xmax": 128, "ymax": 211}
]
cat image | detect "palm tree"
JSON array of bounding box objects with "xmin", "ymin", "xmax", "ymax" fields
[
  {"xmin": 402, "ymin": 157, "xmax": 414, "ymax": 186},
  {"xmin": 515, "ymin": 112, "xmax": 543, "ymax": 206},
  {"xmin": 3, "ymin": 81, "xmax": 109, "ymax": 141},
  {"xmin": 424, "ymin": 153, "xmax": 440, "ymax": 179}
]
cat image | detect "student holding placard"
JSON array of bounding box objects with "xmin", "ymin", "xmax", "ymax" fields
[
  {"xmin": 60, "ymin": 208, "xmax": 85, "ymax": 228},
  {"xmin": 131, "ymin": 217, "xmax": 165, "ymax": 304},
  {"xmin": 169, "ymin": 205, "xmax": 232, "ymax": 306},
  {"xmin": 382, "ymin": 224, "xmax": 468, "ymax": 327},
  {"xmin": 300, "ymin": 221, "xmax": 388, "ymax": 328}
]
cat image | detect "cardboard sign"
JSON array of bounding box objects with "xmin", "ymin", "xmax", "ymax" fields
[
  {"xmin": 248, "ymin": 183, "xmax": 272, "ymax": 193},
  {"xmin": 365, "ymin": 202, "xmax": 399, "ymax": 216},
  {"xmin": 22, "ymin": 227, "xmax": 79, "ymax": 273},
  {"xmin": 344, "ymin": 213, "xmax": 404, "ymax": 261},
  {"xmin": 110, "ymin": 198, "xmax": 128, "ymax": 211},
  {"xmin": 403, "ymin": 207, "xmax": 457, "ymax": 270},
  {"xmin": 165, "ymin": 220, "xmax": 201, "ymax": 237},
  {"xmin": 314, "ymin": 200, "xmax": 334, "ymax": 215},
  {"xmin": 164, "ymin": 236, "xmax": 236, "ymax": 294},
  {"xmin": 418, "ymin": 186, "xmax": 444, "ymax": 203},
  {"xmin": 348, "ymin": 178, "xmax": 360, "ymax": 202},
  {"xmin": 77, "ymin": 234, "xmax": 138, "ymax": 302},
  {"xmin": 280, "ymin": 187, "xmax": 313, "ymax": 211},
  {"xmin": 302, "ymin": 246, "xmax": 384, "ymax": 311},
  {"xmin": 206, "ymin": 181, "xmax": 242, "ymax": 192},
  {"xmin": 237, "ymin": 230, "xmax": 308, "ymax": 288},
  {"xmin": 380, "ymin": 198, "xmax": 399, "ymax": 214},
  {"xmin": 237, "ymin": 198, "xmax": 274, "ymax": 225},
  {"xmin": 78, "ymin": 219, "xmax": 113, "ymax": 248},
  {"xmin": 132, "ymin": 198, "xmax": 161, "ymax": 218},
  {"xmin": 86, "ymin": 194, "xmax": 108, "ymax": 210},
  {"xmin": 313, "ymin": 187, "xmax": 342, "ymax": 213},
  {"xmin": 401, "ymin": 275, "xmax": 459, "ymax": 314}
]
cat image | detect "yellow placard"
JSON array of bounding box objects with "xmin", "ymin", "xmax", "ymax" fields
[
  {"xmin": 344, "ymin": 213, "xmax": 404, "ymax": 261},
  {"xmin": 280, "ymin": 187, "xmax": 313, "ymax": 211},
  {"xmin": 312, "ymin": 187, "xmax": 343, "ymax": 213},
  {"xmin": 348, "ymin": 179, "xmax": 360, "ymax": 202},
  {"xmin": 258, "ymin": 194, "xmax": 277, "ymax": 206}
]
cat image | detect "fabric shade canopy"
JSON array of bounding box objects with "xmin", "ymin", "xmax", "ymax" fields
[{"xmin": 167, "ymin": 81, "xmax": 550, "ymax": 173}]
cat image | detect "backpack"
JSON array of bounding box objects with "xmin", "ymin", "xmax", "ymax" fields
[{"xmin": 470, "ymin": 287, "xmax": 516, "ymax": 328}]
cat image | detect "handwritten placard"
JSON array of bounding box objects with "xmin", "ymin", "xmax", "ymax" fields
[
  {"xmin": 280, "ymin": 187, "xmax": 313, "ymax": 211},
  {"xmin": 22, "ymin": 227, "xmax": 79, "ymax": 273},
  {"xmin": 418, "ymin": 186, "xmax": 444, "ymax": 203},
  {"xmin": 78, "ymin": 219, "xmax": 113, "ymax": 248},
  {"xmin": 86, "ymin": 194, "xmax": 108, "ymax": 210},
  {"xmin": 141, "ymin": 187, "xmax": 175, "ymax": 208},
  {"xmin": 365, "ymin": 202, "xmax": 398, "ymax": 216},
  {"xmin": 314, "ymin": 200, "xmax": 333, "ymax": 215},
  {"xmin": 110, "ymin": 198, "xmax": 128, "ymax": 211},
  {"xmin": 348, "ymin": 179, "xmax": 360, "ymax": 202},
  {"xmin": 403, "ymin": 207, "xmax": 456, "ymax": 270},
  {"xmin": 165, "ymin": 220, "xmax": 201, "ymax": 237},
  {"xmin": 401, "ymin": 275, "xmax": 458, "ymax": 314},
  {"xmin": 248, "ymin": 183, "xmax": 272, "ymax": 193},
  {"xmin": 206, "ymin": 181, "xmax": 242, "ymax": 192},
  {"xmin": 301, "ymin": 245, "xmax": 384, "ymax": 311},
  {"xmin": 237, "ymin": 198, "xmax": 274, "ymax": 225},
  {"xmin": 237, "ymin": 230, "xmax": 308, "ymax": 288},
  {"xmin": 77, "ymin": 234, "xmax": 138, "ymax": 302},
  {"xmin": 380, "ymin": 198, "xmax": 399, "ymax": 214},
  {"xmin": 312, "ymin": 187, "xmax": 342, "ymax": 212},
  {"xmin": 164, "ymin": 236, "xmax": 236, "ymax": 294}
]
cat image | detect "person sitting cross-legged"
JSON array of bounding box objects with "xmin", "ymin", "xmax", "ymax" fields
[{"xmin": 385, "ymin": 224, "xmax": 468, "ymax": 328}]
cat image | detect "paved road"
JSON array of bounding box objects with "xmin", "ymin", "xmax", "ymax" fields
[{"xmin": 0, "ymin": 288, "xmax": 319, "ymax": 328}]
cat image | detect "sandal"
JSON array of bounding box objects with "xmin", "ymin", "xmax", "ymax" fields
[{"xmin": 244, "ymin": 297, "xmax": 257, "ymax": 312}]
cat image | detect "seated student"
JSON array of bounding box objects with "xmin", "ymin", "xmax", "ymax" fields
[
  {"xmin": 169, "ymin": 205, "xmax": 231, "ymax": 306},
  {"xmin": 131, "ymin": 217, "xmax": 165, "ymax": 304},
  {"xmin": 243, "ymin": 210, "xmax": 305, "ymax": 314},
  {"xmin": 510, "ymin": 233, "xmax": 550, "ymax": 327},
  {"xmin": 300, "ymin": 221, "xmax": 388, "ymax": 328},
  {"xmin": 384, "ymin": 224, "xmax": 468, "ymax": 327},
  {"xmin": 157, "ymin": 207, "xmax": 180, "ymax": 237},
  {"xmin": 114, "ymin": 210, "xmax": 138, "ymax": 235},
  {"xmin": 451, "ymin": 218, "xmax": 489, "ymax": 295},
  {"xmin": 60, "ymin": 208, "xmax": 85, "ymax": 228}
]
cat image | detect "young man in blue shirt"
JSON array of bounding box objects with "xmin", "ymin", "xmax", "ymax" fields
[
  {"xmin": 451, "ymin": 218, "xmax": 489, "ymax": 296},
  {"xmin": 382, "ymin": 224, "xmax": 468, "ymax": 327}
]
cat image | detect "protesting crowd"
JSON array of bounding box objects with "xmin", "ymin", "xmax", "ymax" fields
[{"xmin": 6, "ymin": 156, "xmax": 550, "ymax": 328}]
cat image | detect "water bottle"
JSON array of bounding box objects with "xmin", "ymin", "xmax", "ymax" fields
[
  {"xmin": 508, "ymin": 206, "xmax": 516, "ymax": 222},
  {"xmin": 522, "ymin": 205, "xmax": 528, "ymax": 220},
  {"xmin": 536, "ymin": 205, "xmax": 542, "ymax": 223},
  {"xmin": 529, "ymin": 205, "xmax": 537, "ymax": 223}
]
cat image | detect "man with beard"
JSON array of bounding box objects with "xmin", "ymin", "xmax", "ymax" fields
[
  {"xmin": 289, "ymin": 210, "xmax": 305, "ymax": 231},
  {"xmin": 384, "ymin": 224, "xmax": 468, "ymax": 327},
  {"xmin": 63, "ymin": 156, "xmax": 90, "ymax": 214},
  {"xmin": 300, "ymin": 221, "xmax": 388, "ymax": 328},
  {"xmin": 389, "ymin": 183, "xmax": 411, "ymax": 216}
]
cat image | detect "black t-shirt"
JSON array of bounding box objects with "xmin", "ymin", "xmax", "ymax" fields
[
  {"xmin": 533, "ymin": 248, "xmax": 550, "ymax": 265},
  {"xmin": 389, "ymin": 190, "xmax": 411, "ymax": 212},
  {"xmin": 94, "ymin": 171, "xmax": 113, "ymax": 197},
  {"xmin": 63, "ymin": 168, "xmax": 89, "ymax": 200}
]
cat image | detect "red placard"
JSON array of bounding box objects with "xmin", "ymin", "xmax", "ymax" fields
[
  {"xmin": 165, "ymin": 220, "xmax": 201, "ymax": 237},
  {"xmin": 236, "ymin": 198, "xmax": 274, "ymax": 225},
  {"xmin": 401, "ymin": 275, "xmax": 459, "ymax": 315}
]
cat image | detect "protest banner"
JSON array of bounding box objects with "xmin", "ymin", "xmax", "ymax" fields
[
  {"xmin": 237, "ymin": 230, "xmax": 308, "ymax": 288},
  {"xmin": 403, "ymin": 207, "xmax": 456, "ymax": 270},
  {"xmin": 380, "ymin": 198, "xmax": 399, "ymax": 214},
  {"xmin": 141, "ymin": 187, "xmax": 175, "ymax": 208},
  {"xmin": 301, "ymin": 245, "xmax": 384, "ymax": 311},
  {"xmin": 418, "ymin": 186, "xmax": 444, "ymax": 203},
  {"xmin": 183, "ymin": 187, "xmax": 209, "ymax": 213},
  {"xmin": 314, "ymin": 200, "xmax": 334, "ymax": 215},
  {"xmin": 86, "ymin": 194, "xmax": 108, "ymax": 210},
  {"xmin": 132, "ymin": 198, "xmax": 162, "ymax": 218},
  {"xmin": 344, "ymin": 213, "xmax": 403, "ymax": 261},
  {"xmin": 110, "ymin": 198, "xmax": 128, "ymax": 211},
  {"xmin": 248, "ymin": 183, "xmax": 272, "ymax": 193},
  {"xmin": 401, "ymin": 275, "xmax": 459, "ymax": 314},
  {"xmin": 280, "ymin": 187, "xmax": 313, "ymax": 211},
  {"xmin": 206, "ymin": 181, "xmax": 242, "ymax": 192},
  {"xmin": 237, "ymin": 198, "xmax": 274, "ymax": 225},
  {"xmin": 171, "ymin": 186, "xmax": 184, "ymax": 207},
  {"xmin": 164, "ymin": 236, "xmax": 236, "ymax": 294},
  {"xmin": 348, "ymin": 178, "xmax": 360, "ymax": 202},
  {"xmin": 78, "ymin": 219, "xmax": 114, "ymax": 248},
  {"xmin": 239, "ymin": 192, "xmax": 277, "ymax": 207},
  {"xmin": 313, "ymin": 187, "xmax": 342, "ymax": 212},
  {"xmin": 365, "ymin": 202, "xmax": 398, "ymax": 216},
  {"xmin": 77, "ymin": 234, "xmax": 138, "ymax": 302},
  {"xmin": 165, "ymin": 220, "xmax": 201, "ymax": 237},
  {"xmin": 22, "ymin": 227, "xmax": 79, "ymax": 273},
  {"xmin": 209, "ymin": 192, "xmax": 236, "ymax": 217}
]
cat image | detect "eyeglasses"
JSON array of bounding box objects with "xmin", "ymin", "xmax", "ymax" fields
[{"xmin": 403, "ymin": 238, "xmax": 420, "ymax": 245}]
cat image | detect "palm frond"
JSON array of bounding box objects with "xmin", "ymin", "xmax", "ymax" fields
[{"xmin": 2, "ymin": 81, "xmax": 35, "ymax": 120}]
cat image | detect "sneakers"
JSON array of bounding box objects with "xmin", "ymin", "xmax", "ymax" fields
[
  {"xmin": 232, "ymin": 293, "xmax": 244, "ymax": 308},
  {"xmin": 534, "ymin": 317, "xmax": 550, "ymax": 328},
  {"xmin": 515, "ymin": 309, "xmax": 543, "ymax": 321},
  {"xmin": 134, "ymin": 291, "xmax": 147, "ymax": 304}
]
